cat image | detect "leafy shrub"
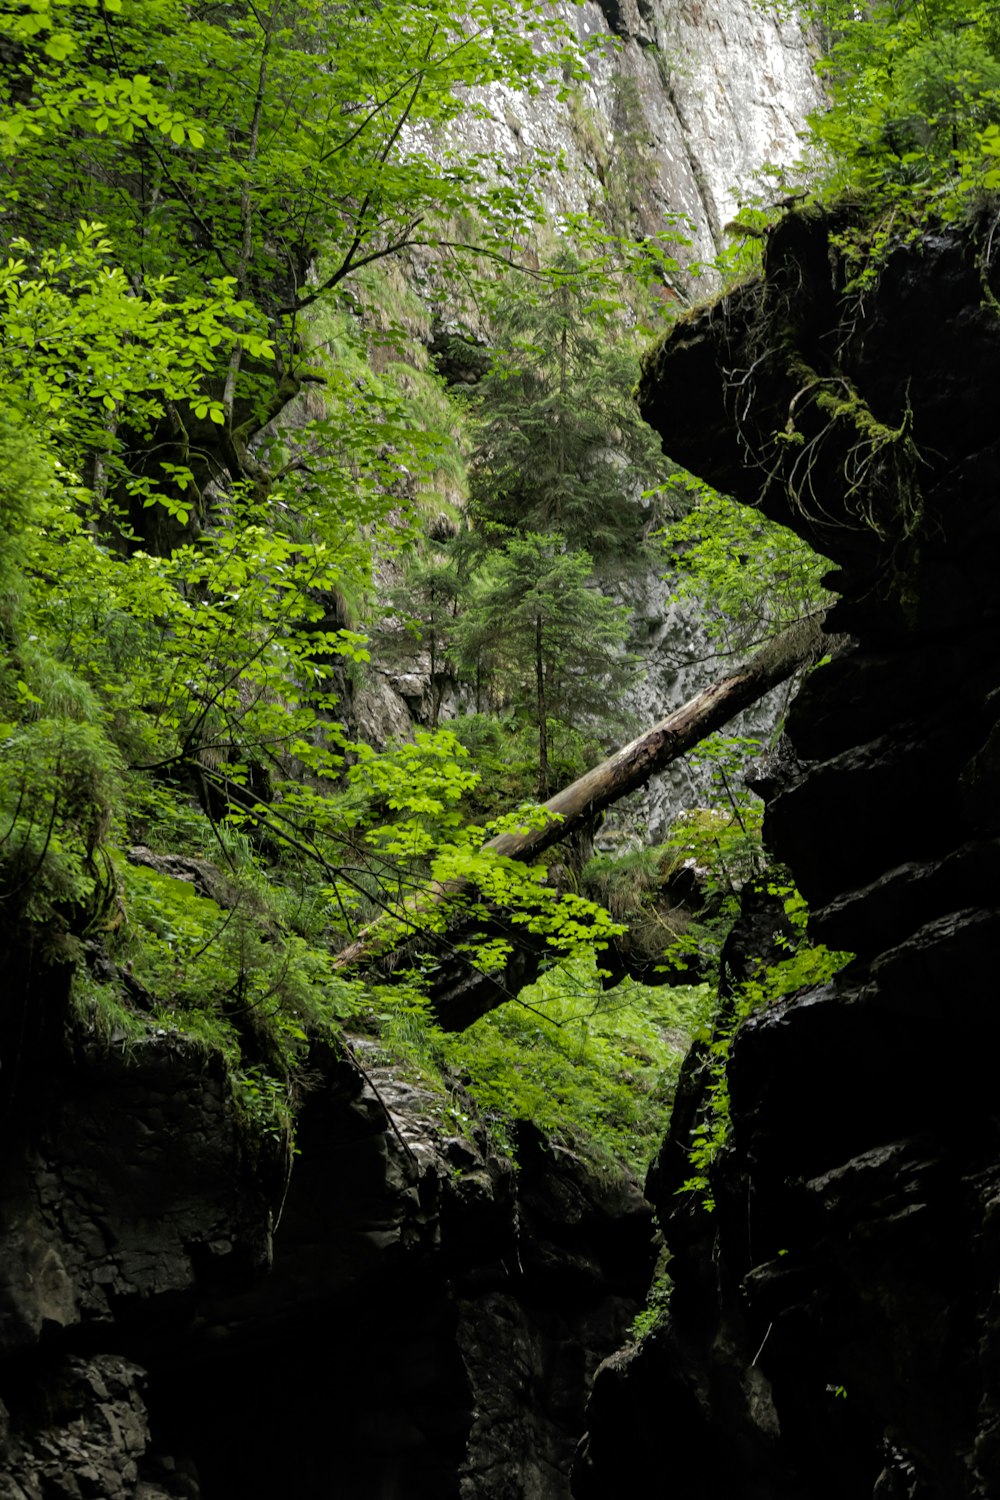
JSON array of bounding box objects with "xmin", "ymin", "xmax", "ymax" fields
[
  {"xmin": 438, "ymin": 956, "xmax": 713, "ymax": 1174},
  {"xmin": 0, "ymin": 716, "xmax": 122, "ymax": 926}
]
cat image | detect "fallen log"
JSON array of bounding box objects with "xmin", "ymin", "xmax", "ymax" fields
[
  {"xmin": 335, "ymin": 610, "xmax": 828, "ymax": 1025},
  {"xmin": 481, "ymin": 610, "xmax": 827, "ymax": 862}
]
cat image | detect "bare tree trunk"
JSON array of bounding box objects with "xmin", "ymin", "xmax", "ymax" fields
[
  {"xmin": 536, "ymin": 611, "xmax": 548, "ymax": 799},
  {"xmin": 333, "ymin": 611, "xmax": 828, "ymax": 1016},
  {"xmin": 487, "ymin": 610, "xmax": 826, "ymax": 864}
]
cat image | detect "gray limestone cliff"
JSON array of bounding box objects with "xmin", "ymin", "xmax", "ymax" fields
[
  {"xmin": 414, "ymin": 0, "xmax": 822, "ymax": 274},
  {"xmin": 358, "ymin": 0, "xmax": 824, "ymax": 836}
]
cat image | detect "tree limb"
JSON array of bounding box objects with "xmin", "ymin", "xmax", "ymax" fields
[{"xmin": 334, "ymin": 611, "xmax": 828, "ymax": 1025}]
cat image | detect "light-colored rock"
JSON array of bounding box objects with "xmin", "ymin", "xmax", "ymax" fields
[
  {"xmin": 609, "ymin": 570, "xmax": 796, "ymax": 845},
  {"xmin": 408, "ymin": 0, "xmax": 824, "ymax": 281},
  {"xmin": 375, "ymin": 0, "xmax": 824, "ymax": 807}
]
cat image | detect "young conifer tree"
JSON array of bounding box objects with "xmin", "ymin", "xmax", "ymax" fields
[
  {"xmin": 464, "ymin": 249, "xmax": 669, "ymax": 570},
  {"xmin": 453, "ymin": 534, "xmax": 636, "ymax": 797}
]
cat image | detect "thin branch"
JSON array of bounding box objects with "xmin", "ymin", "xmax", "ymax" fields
[{"xmin": 224, "ymin": 0, "xmax": 278, "ymax": 419}]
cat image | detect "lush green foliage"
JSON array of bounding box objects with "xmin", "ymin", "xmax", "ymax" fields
[
  {"xmin": 805, "ymin": 0, "xmax": 1000, "ymax": 188},
  {"xmin": 453, "ymin": 534, "xmax": 636, "ymax": 796},
  {"xmin": 462, "ymin": 249, "xmax": 670, "ymax": 562},
  {"xmin": 659, "ymin": 475, "xmax": 833, "ymax": 650},
  {"xmin": 0, "ymin": 0, "xmax": 665, "ymax": 1165},
  {"xmin": 339, "ymin": 727, "xmax": 630, "ymax": 975},
  {"xmin": 733, "ymin": 0, "xmax": 1000, "ymax": 285},
  {"xmin": 379, "ymin": 247, "xmax": 675, "ymax": 797},
  {"xmin": 0, "ymin": 0, "xmax": 852, "ymax": 1193},
  {"xmin": 378, "ymin": 954, "xmax": 714, "ymax": 1174},
  {"xmin": 0, "ymin": 0, "xmax": 591, "ymax": 597}
]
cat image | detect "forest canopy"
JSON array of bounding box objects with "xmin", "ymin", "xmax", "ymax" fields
[
  {"xmin": 2, "ymin": 0, "xmax": 976, "ymax": 1172},
  {"xmin": 0, "ymin": 0, "xmax": 703, "ymax": 1170}
]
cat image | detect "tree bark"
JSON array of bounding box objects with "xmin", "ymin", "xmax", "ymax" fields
[
  {"xmin": 535, "ymin": 610, "xmax": 548, "ymax": 799},
  {"xmin": 486, "ymin": 610, "xmax": 826, "ymax": 864},
  {"xmin": 333, "ymin": 610, "xmax": 828, "ymax": 1025}
]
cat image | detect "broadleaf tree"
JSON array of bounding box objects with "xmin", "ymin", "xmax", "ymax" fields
[
  {"xmin": 0, "ymin": 0, "xmax": 588, "ymax": 535},
  {"xmin": 0, "ymin": 0, "xmax": 593, "ymax": 906},
  {"xmin": 0, "ymin": 0, "xmax": 670, "ymax": 1086}
]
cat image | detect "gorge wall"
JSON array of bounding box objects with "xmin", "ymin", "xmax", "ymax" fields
[
  {"xmin": 422, "ymin": 0, "xmax": 823, "ymax": 272},
  {"xmin": 0, "ymin": 4, "xmax": 828, "ymax": 1496},
  {"xmin": 361, "ymin": 0, "xmax": 824, "ymax": 838},
  {"xmin": 0, "ymin": 1009, "xmax": 653, "ymax": 1498},
  {"xmin": 575, "ymin": 204, "xmax": 1000, "ymax": 1498}
]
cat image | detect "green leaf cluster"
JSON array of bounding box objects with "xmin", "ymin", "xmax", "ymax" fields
[
  {"xmin": 749, "ymin": 0, "xmax": 1000, "ymax": 284},
  {"xmin": 379, "ymin": 953, "xmax": 714, "ymax": 1175}
]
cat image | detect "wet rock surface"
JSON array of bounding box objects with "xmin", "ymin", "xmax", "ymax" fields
[{"xmin": 574, "ymin": 210, "xmax": 1000, "ymax": 1497}]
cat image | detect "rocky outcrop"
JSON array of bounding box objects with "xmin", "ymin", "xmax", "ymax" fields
[
  {"xmin": 0, "ymin": 1356, "xmax": 188, "ymax": 1500},
  {"xmin": 575, "ymin": 206, "xmax": 1000, "ymax": 1496},
  {"xmin": 358, "ymin": 0, "xmax": 823, "ymax": 808},
  {"xmin": 422, "ymin": 0, "xmax": 823, "ymax": 276},
  {"xmin": 0, "ymin": 1003, "xmax": 651, "ymax": 1498}
]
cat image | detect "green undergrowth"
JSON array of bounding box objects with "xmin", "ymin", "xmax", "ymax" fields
[
  {"xmin": 679, "ymin": 890, "xmax": 853, "ymax": 1211},
  {"xmin": 449, "ymin": 713, "xmax": 610, "ymax": 823},
  {"xmin": 582, "ymin": 733, "xmax": 773, "ymax": 981},
  {"xmin": 63, "ymin": 795, "xmax": 714, "ymax": 1175},
  {"xmin": 373, "ymin": 954, "xmax": 713, "ymax": 1177},
  {"xmin": 66, "ymin": 830, "xmax": 714, "ymax": 1178},
  {"xmin": 67, "ymin": 830, "xmax": 367, "ymax": 1152}
]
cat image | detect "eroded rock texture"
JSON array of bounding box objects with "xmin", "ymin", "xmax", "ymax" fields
[
  {"xmin": 575, "ymin": 207, "xmax": 1000, "ymax": 1497},
  {"xmin": 357, "ymin": 0, "xmax": 824, "ymax": 841},
  {"xmin": 0, "ymin": 984, "xmax": 651, "ymax": 1498}
]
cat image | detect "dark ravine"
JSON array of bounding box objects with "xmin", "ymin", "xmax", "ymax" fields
[
  {"xmin": 0, "ymin": 6, "xmax": 819, "ymax": 1476},
  {"xmin": 5, "ymin": 200, "xmax": 997, "ymax": 1500},
  {"xmin": 574, "ymin": 206, "xmax": 1000, "ymax": 1498},
  {"xmin": 0, "ymin": 981, "xmax": 653, "ymax": 1498}
]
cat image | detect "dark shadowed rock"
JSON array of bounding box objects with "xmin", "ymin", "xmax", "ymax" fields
[
  {"xmin": 0, "ymin": 1014, "xmax": 651, "ymax": 1498},
  {"xmin": 575, "ymin": 206, "xmax": 1000, "ymax": 1499}
]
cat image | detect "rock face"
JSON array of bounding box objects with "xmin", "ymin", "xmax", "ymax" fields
[
  {"xmin": 357, "ymin": 0, "xmax": 823, "ymax": 833},
  {"xmin": 575, "ymin": 207, "xmax": 1000, "ymax": 1497},
  {"xmin": 0, "ymin": 997, "xmax": 652, "ymax": 1498},
  {"xmin": 421, "ymin": 0, "xmax": 823, "ymax": 276},
  {"xmin": 610, "ymin": 571, "xmax": 796, "ymax": 847}
]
